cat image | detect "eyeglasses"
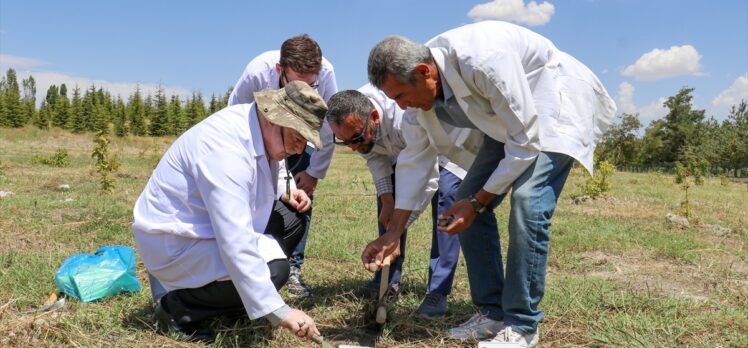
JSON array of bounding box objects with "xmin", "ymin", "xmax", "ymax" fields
[
  {"xmin": 334, "ymin": 114, "xmax": 370, "ymax": 145},
  {"xmin": 281, "ymin": 68, "xmax": 320, "ymax": 89}
]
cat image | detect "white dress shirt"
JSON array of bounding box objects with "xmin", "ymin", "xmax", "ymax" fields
[
  {"xmin": 228, "ymin": 50, "xmax": 338, "ymax": 179},
  {"xmin": 358, "ymin": 83, "xmax": 480, "ymax": 212},
  {"xmin": 132, "ymin": 103, "xmax": 287, "ymax": 320},
  {"xmin": 395, "ymin": 21, "xmax": 616, "ymax": 209}
]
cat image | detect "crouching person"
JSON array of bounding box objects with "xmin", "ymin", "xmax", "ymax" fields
[{"xmin": 131, "ymin": 81, "xmax": 327, "ymax": 343}]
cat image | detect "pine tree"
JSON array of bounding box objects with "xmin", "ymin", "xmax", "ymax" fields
[
  {"xmin": 0, "ymin": 75, "xmax": 7, "ymax": 127},
  {"xmin": 168, "ymin": 94, "xmax": 185, "ymax": 136},
  {"xmin": 75, "ymin": 85, "xmax": 98, "ymax": 133},
  {"xmin": 34, "ymin": 101, "xmax": 52, "ymax": 129},
  {"xmin": 2, "ymin": 69, "xmax": 23, "ymax": 128},
  {"xmin": 113, "ymin": 97, "xmax": 128, "ymax": 137},
  {"xmin": 222, "ymin": 86, "xmax": 233, "ymax": 106},
  {"xmin": 149, "ymin": 87, "xmax": 170, "ymax": 136},
  {"xmin": 128, "ymin": 86, "xmax": 147, "ymax": 136},
  {"xmin": 185, "ymin": 92, "xmax": 206, "ymax": 128},
  {"xmin": 22, "ymin": 76, "xmax": 37, "ymax": 127},
  {"xmin": 209, "ymin": 94, "xmax": 220, "ymax": 114},
  {"xmin": 67, "ymin": 86, "xmax": 83, "ymax": 131},
  {"xmin": 661, "ymin": 87, "xmax": 706, "ymax": 162},
  {"xmin": 52, "ymin": 91, "xmax": 71, "ymax": 129}
]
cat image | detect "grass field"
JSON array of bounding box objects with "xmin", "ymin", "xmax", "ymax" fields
[{"xmin": 1, "ymin": 126, "xmax": 746, "ymax": 347}]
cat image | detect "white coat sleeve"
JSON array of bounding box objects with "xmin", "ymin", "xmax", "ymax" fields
[
  {"xmin": 471, "ymin": 52, "xmax": 541, "ymax": 195},
  {"xmin": 394, "ymin": 111, "xmax": 439, "ymax": 211},
  {"xmin": 305, "ymin": 67, "xmax": 339, "ymax": 179},
  {"xmin": 227, "ymin": 70, "xmax": 260, "ymax": 106},
  {"xmin": 194, "ymin": 150, "xmax": 285, "ymax": 320}
]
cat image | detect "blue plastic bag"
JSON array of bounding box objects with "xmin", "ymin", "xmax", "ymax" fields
[{"xmin": 55, "ymin": 246, "xmax": 141, "ymax": 302}]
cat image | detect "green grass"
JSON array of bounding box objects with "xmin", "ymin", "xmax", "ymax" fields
[{"xmin": 1, "ymin": 126, "xmax": 746, "ymax": 347}]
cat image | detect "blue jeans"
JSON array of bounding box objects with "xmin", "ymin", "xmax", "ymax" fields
[
  {"xmin": 287, "ymin": 145, "xmax": 314, "ymax": 269},
  {"xmin": 371, "ymin": 167, "xmax": 462, "ymax": 297},
  {"xmin": 457, "ymin": 135, "xmax": 573, "ymax": 334}
]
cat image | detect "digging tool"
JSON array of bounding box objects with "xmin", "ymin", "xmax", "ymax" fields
[
  {"xmin": 313, "ymin": 335, "xmax": 373, "ymax": 348},
  {"xmin": 312, "ymin": 335, "xmax": 334, "ymax": 348},
  {"xmin": 375, "ymin": 255, "xmax": 392, "ymax": 324}
]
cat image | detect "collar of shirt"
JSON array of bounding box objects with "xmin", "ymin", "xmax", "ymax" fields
[
  {"xmin": 434, "ymin": 62, "xmax": 455, "ymax": 109},
  {"xmin": 247, "ymin": 103, "xmax": 266, "ymax": 159}
]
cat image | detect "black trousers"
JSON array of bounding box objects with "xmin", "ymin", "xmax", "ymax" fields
[{"xmin": 161, "ymin": 200, "xmax": 306, "ymax": 325}]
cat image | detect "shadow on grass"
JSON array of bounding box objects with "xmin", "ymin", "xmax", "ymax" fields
[{"xmin": 121, "ymin": 277, "xmax": 479, "ymax": 347}]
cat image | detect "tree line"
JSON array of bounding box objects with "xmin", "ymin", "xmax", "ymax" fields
[
  {"xmin": 1, "ymin": 68, "xmax": 746, "ymax": 175},
  {"xmin": 0, "ymin": 68, "xmax": 232, "ymax": 137},
  {"xmin": 595, "ymin": 87, "xmax": 748, "ymax": 176}
]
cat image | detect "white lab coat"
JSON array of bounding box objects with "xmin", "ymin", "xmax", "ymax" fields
[
  {"xmin": 396, "ymin": 21, "xmax": 616, "ymax": 207},
  {"xmin": 132, "ymin": 103, "xmax": 287, "ymax": 320},
  {"xmin": 359, "ymin": 83, "xmax": 481, "ymax": 211},
  {"xmin": 228, "ymin": 50, "xmax": 338, "ymax": 179}
]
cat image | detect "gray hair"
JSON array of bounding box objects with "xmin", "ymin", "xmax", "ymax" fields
[
  {"xmin": 325, "ymin": 90, "xmax": 374, "ymax": 126},
  {"xmin": 367, "ymin": 36, "xmax": 433, "ymax": 88}
]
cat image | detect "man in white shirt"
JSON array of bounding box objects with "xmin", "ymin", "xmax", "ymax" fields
[
  {"xmin": 132, "ymin": 81, "xmax": 328, "ymax": 343},
  {"xmin": 362, "ymin": 21, "xmax": 617, "ymax": 347},
  {"xmin": 228, "ymin": 34, "xmax": 338, "ymax": 298},
  {"xmin": 326, "ymin": 85, "xmax": 481, "ymax": 319}
]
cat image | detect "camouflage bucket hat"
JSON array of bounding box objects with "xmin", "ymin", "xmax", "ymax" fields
[{"xmin": 254, "ymin": 81, "xmax": 328, "ymax": 149}]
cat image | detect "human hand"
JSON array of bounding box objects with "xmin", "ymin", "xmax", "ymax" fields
[
  {"xmin": 283, "ymin": 189, "xmax": 311, "ymax": 213},
  {"xmin": 437, "ymin": 199, "xmax": 477, "ymax": 235},
  {"xmin": 293, "ymin": 171, "xmax": 318, "ymax": 196},
  {"xmin": 361, "ymin": 232, "xmax": 401, "ymax": 272},
  {"xmin": 279, "ymin": 309, "xmax": 320, "ymax": 341}
]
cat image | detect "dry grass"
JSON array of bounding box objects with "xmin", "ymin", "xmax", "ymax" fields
[{"xmin": 1, "ymin": 126, "xmax": 747, "ymax": 347}]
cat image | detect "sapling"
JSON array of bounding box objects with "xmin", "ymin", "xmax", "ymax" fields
[
  {"xmin": 674, "ymin": 160, "xmax": 707, "ymax": 219},
  {"xmin": 91, "ymin": 131, "xmax": 120, "ymax": 193}
]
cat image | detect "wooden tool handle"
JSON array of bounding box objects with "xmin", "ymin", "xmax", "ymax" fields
[{"xmin": 378, "ymin": 255, "xmax": 392, "ymax": 301}]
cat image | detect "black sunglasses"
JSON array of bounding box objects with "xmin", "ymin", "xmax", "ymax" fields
[
  {"xmin": 280, "ymin": 68, "xmax": 320, "ymax": 89},
  {"xmin": 334, "ymin": 114, "xmax": 370, "ymax": 145}
]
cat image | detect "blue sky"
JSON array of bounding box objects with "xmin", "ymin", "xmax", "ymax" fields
[{"xmin": 1, "ymin": 1, "xmax": 746, "ymax": 126}]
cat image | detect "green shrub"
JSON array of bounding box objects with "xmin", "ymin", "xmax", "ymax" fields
[
  {"xmin": 581, "ymin": 160, "xmax": 616, "ymax": 199},
  {"xmin": 31, "ymin": 149, "xmax": 72, "ymax": 167}
]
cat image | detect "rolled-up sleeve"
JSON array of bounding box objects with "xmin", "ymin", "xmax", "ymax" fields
[
  {"xmin": 194, "ymin": 151, "xmax": 285, "ymax": 319},
  {"xmin": 394, "ymin": 111, "xmax": 439, "ymax": 211}
]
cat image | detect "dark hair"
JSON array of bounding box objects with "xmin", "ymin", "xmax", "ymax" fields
[
  {"xmin": 325, "ymin": 90, "xmax": 374, "ymax": 126},
  {"xmin": 280, "ymin": 34, "xmax": 323, "ymax": 74}
]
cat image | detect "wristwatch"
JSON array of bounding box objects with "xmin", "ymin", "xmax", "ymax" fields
[{"xmin": 468, "ymin": 194, "xmax": 487, "ymax": 214}]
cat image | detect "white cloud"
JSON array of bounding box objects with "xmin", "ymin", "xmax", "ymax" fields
[
  {"xmin": 712, "ymin": 73, "xmax": 748, "ymax": 114},
  {"xmin": 468, "ymin": 0, "xmax": 555, "ymax": 26},
  {"xmin": 0, "ymin": 54, "xmax": 47, "ymax": 68},
  {"xmin": 616, "ymin": 82, "xmax": 637, "ymax": 114},
  {"xmin": 637, "ymin": 97, "xmax": 668, "ymax": 126},
  {"xmin": 622, "ymin": 45, "xmax": 702, "ymax": 81},
  {"xmin": 1, "ymin": 56, "xmax": 191, "ymax": 106},
  {"xmin": 614, "ymin": 81, "xmax": 668, "ymax": 127}
]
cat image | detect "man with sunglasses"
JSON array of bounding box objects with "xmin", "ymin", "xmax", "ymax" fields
[
  {"xmin": 228, "ymin": 34, "xmax": 338, "ymax": 298},
  {"xmin": 326, "ymin": 84, "xmax": 483, "ymax": 319}
]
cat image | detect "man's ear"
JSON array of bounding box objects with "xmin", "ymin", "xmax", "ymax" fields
[
  {"xmin": 415, "ymin": 63, "xmax": 432, "ymax": 79},
  {"xmin": 371, "ymin": 108, "xmax": 381, "ymax": 125},
  {"xmin": 275, "ymin": 63, "xmax": 282, "ymax": 74}
]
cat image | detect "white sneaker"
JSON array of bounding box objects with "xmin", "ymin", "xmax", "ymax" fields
[
  {"xmin": 447, "ymin": 312, "xmax": 504, "ymax": 340},
  {"xmin": 488, "ymin": 326, "xmax": 539, "ymax": 348}
]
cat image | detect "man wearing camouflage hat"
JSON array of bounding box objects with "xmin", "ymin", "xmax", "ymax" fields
[{"xmin": 132, "ymin": 81, "xmax": 327, "ymax": 343}]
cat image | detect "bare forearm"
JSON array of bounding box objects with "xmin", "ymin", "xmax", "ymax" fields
[{"xmin": 386, "ymin": 208, "xmax": 411, "ymax": 237}]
